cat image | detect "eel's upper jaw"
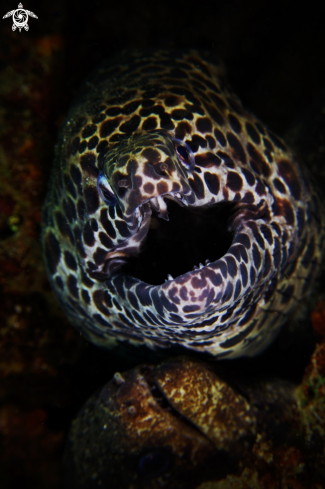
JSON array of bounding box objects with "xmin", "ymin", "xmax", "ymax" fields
[{"xmin": 134, "ymin": 192, "xmax": 189, "ymax": 229}]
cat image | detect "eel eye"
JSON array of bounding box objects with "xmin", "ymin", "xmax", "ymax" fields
[
  {"xmin": 172, "ymin": 138, "xmax": 195, "ymax": 171},
  {"xmin": 97, "ymin": 171, "xmax": 116, "ymax": 206}
]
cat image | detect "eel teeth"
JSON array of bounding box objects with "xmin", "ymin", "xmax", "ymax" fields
[
  {"xmin": 165, "ymin": 274, "xmax": 174, "ymax": 282},
  {"xmin": 151, "ymin": 196, "xmax": 169, "ymax": 220},
  {"xmin": 199, "ymin": 263, "xmax": 204, "ymax": 269},
  {"xmin": 150, "ymin": 197, "xmax": 159, "ymax": 211},
  {"xmin": 205, "ymin": 259, "xmax": 211, "ymax": 265},
  {"xmin": 193, "ymin": 265, "xmax": 199, "ymax": 271},
  {"xmin": 135, "ymin": 207, "xmax": 143, "ymax": 229},
  {"xmin": 177, "ymin": 193, "xmax": 188, "ymax": 206},
  {"xmin": 180, "ymin": 195, "xmax": 188, "ymax": 206}
]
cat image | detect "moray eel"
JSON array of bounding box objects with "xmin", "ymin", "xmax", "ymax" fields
[
  {"xmin": 42, "ymin": 50, "xmax": 325, "ymax": 359},
  {"xmin": 64, "ymin": 357, "xmax": 298, "ymax": 488},
  {"xmin": 65, "ymin": 358, "xmax": 257, "ymax": 488}
]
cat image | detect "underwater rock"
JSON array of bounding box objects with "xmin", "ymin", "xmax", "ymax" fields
[{"xmin": 64, "ymin": 357, "xmax": 308, "ymax": 489}]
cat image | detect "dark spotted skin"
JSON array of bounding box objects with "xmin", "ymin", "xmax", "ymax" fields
[{"xmin": 42, "ymin": 50, "xmax": 325, "ymax": 358}]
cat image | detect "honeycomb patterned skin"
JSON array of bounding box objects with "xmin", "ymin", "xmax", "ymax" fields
[{"xmin": 42, "ymin": 50, "xmax": 325, "ymax": 358}]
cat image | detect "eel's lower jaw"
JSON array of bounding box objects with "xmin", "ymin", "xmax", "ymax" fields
[{"xmin": 164, "ymin": 259, "xmax": 212, "ymax": 282}]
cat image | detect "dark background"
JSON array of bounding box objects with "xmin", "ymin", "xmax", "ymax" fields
[
  {"xmin": 3, "ymin": 0, "xmax": 325, "ymax": 132},
  {"xmin": 1, "ymin": 1, "xmax": 325, "ymax": 488}
]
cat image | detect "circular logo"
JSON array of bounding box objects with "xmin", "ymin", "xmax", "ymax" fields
[
  {"xmin": 3, "ymin": 4, "xmax": 38, "ymax": 33},
  {"xmin": 13, "ymin": 9, "xmax": 28, "ymax": 30}
]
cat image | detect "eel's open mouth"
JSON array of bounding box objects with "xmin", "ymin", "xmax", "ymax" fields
[{"xmin": 122, "ymin": 197, "xmax": 236, "ymax": 286}]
